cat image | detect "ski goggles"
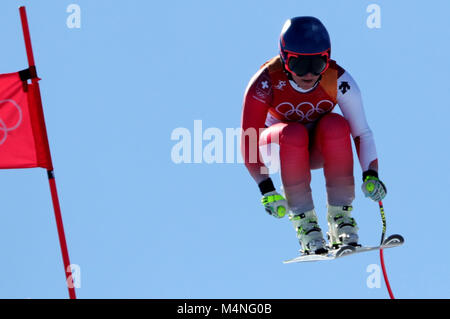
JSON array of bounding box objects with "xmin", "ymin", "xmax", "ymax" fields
[{"xmin": 283, "ymin": 50, "xmax": 330, "ymax": 77}]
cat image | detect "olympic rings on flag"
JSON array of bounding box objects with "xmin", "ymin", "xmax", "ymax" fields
[{"xmin": 0, "ymin": 99, "xmax": 23, "ymax": 145}]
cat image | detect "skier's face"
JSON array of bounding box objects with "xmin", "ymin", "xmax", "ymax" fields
[{"xmin": 291, "ymin": 72, "xmax": 320, "ymax": 90}]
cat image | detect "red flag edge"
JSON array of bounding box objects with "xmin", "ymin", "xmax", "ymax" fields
[{"xmin": 26, "ymin": 80, "xmax": 53, "ymax": 170}]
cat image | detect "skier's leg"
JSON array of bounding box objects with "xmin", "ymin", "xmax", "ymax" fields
[
  {"xmin": 314, "ymin": 113, "xmax": 359, "ymax": 246},
  {"xmin": 259, "ymin": 122, "xmax": 313, "ymax": 213},
  {"xmin": 260, "ymin": 123, "xmax": 326, "ymax": 253},
  {"xmin": 309, "ymin": 127, "xmax": 324, "ymax": 170},
  {"xmin": 315, "ymin": 113, "xmax": 355, "ymax": 206}
]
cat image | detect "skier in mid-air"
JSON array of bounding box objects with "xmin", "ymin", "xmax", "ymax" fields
[{"xmin": 241, "ymin": 16, "xmax": 387, "ymax": 255}]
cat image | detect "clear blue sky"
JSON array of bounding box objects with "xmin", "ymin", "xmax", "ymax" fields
[{"xmin": 0, "ymin": 0, "xmax": 448, "ymax": 298}]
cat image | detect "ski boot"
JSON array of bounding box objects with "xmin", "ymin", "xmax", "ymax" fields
[
  {"xmin": 289, "ymin": 209, "xmax": 328, "ymax": 255},
  {"xmin": 326, "ymin": 204, "xmax": 359, "ymax": 248}
]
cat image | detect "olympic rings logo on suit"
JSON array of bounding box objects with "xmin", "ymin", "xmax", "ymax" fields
[
  {"xmin": 0, "ymin": 99, "xmax": 23, "ymax": 145},
  {"xmin": 274, "ymin": 100, "xmax": 334, "ymax": 122}
]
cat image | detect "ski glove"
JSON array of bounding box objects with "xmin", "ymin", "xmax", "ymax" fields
[
  {"xmin": 362, "ymin": 171, "xmax": 387, "ymax": 202},
  {"xmin": 261, "ymin": 191, "xmax": 287, "ymax": 218}
]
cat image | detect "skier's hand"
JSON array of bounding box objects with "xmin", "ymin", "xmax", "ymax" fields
[
  {"xmin": 261, "ymin": 191, "xmax": 287, "ymax": 218},
  {"xmin": 362, "ymin": 175, "xmax": 387, "ymax": 202}
]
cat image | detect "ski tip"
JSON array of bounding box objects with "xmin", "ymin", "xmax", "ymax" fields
[{"xmin": 383, "ymin": 234, "xmax": 405, "ymax": 246}]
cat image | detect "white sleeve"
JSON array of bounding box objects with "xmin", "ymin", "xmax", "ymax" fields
[{"xmin": 337, "ymin": 70, "xmax": 377, "ymax": 172}]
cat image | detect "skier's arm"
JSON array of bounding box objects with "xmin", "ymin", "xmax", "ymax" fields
[
  {"xmin": 337, "ymin": 70, "xmax": 387, "ymax": 201},
  {"xmin": 240, "ymin": 69, "xmax": 272, "ymax": 187},
  {"xmin": 241, "ymin": 70, "xmax": 288, "ymax": 218},
  {"xmin": 337, "ymin": 70, "xmax": 378, "ymax": 177}
]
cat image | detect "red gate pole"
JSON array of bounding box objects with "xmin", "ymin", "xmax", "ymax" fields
[{"xmin": 19, "ymin": 6, "xmax": 77, "ymax": 299}]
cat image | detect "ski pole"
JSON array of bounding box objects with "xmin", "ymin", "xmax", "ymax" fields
[
  {"xmin": 378, "ymin": 200, "xmax": 386, "ymax": 245},
  {"xmin": 378, "ymin": 200, "xmax": 395, "ymax": 299}
]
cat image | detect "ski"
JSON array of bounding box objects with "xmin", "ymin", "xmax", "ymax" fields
[{"xmin": 283, "ymin": 234, "xmax": 404, "ymax": 264}]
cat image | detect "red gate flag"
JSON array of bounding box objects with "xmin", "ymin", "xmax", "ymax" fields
[
  {"xmin": 0, "ymin": 6, "xmax": 77, "ymax": 299},
  {"xmin": 0, "ymin": 71, "xmax": 52, "ymax": 169}
]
